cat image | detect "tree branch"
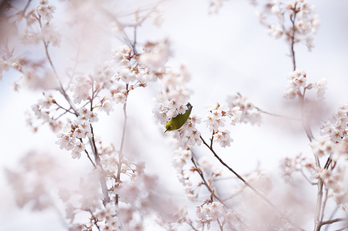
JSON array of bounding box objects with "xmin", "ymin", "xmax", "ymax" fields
[
  {"xmin": 200, "ymin": 135, "xmax": 304, "ymax": 231},
  {"xmin": 320, "ymin": 218, "xmax": 347, "ymax": 226},
  {"xmin": 115, "ymin": 84, "xmax": 129, "ymax": 205},
  {"xmin": 289, "ymin": 7, "xmax": 297, "ymax": 71},
  {"xmin": 190, "ymin": 153, "xmax": 226, "ymax": 206}
]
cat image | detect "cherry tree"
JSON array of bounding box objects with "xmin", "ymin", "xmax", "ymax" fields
[{"xmin": 1, "ymin": 0, "xmax": 348, "ymax": 230}]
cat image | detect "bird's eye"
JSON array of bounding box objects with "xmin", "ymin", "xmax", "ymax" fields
[{"xmin": 169, "ymin": 125, "xmax": 173, "ymax": 130}]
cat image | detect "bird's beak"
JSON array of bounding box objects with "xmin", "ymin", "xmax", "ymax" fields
[{"xmin": 164, "ymin": 129, "xmax": 168, "ymax": 133}]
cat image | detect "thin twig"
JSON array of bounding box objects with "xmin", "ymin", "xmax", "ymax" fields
[
  {"xmin": 324, "ymin": 206, "xmax": 339, "ymax": 231},
  {"xmin": 54, "ymin": 110, "xmax": 70, "ymax": 120},
  {"xmin": 300, "ymin": 169, "xmax": 317, "ymax": 185},
  {"xmin": 255, "ymin": 106, "xmax": 301, "ymax": 121},
  {"xmin": 83, "ymin": 149, "xmax": 96, "ymax": 168},
  {"xmin": 186, "ymin": 221, "xmax": 199, "ymax": 231},
  {"xmin": 89, "ymin": 210, "xmax": 101, "ymax": 231},
  {"xmin": 324, "ymin": 157, "xmax": 332, "ymax": 170},
  {"xmin": 95, "ymin": 3, "xmax": 159, "ymax": 52},
  {"xmin": 132, "ymin": 26, "xmax": 139, "ymax": 55},
  {"xmin": 217, "ymin": 219, "xmax": 224, "ymax": 231},
  {"xmin": 335, "ymin": 227, "xmax": 348, "ymax": 231},
  {"xmin": 54, "ymin": 101, "xmax": 75, "ymax": 115}
]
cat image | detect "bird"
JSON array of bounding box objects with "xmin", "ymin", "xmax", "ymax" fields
[{"xmin": 165, "ymin": 103, "xmax": 192, "ymax": 132}]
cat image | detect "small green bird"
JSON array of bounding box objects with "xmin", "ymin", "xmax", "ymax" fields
[{"xmin": 165, "ymin": 103, "xmax": 193, "ymax": 132}]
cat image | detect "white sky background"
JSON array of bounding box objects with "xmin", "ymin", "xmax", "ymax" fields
[{"xmin": 1, "ymin": 0, "xmax": 348, "ymax": 230}]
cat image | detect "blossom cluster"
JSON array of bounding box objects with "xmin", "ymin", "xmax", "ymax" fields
[
  {"xmin": 29, "ymin": 93, "xmax": 64, "ymax": 132},
  {"xmin": 282, "ymin": 153, "xmax": 315, "ymax": 184},
  {"xmin": 0, "ymin": 56, "xmax": 58, "ymax": 90},
  {"xmin": 37, "ymin": 0, "xmax": 56, "ymax": 22},
  {"xmin": 139, "ymin": 39, "xmax": 171, "ymax": 70},
  {"xmin": 321, "ymin": 103, "xmax": 348, "ymax": 143},
  {"xmin": 318, "ymin": 166, "xmax": 345, "ymax": 193},
  {"xmin": 55, "ymin": 107, "xmax": 98, "ymax": 159},
  {"xmin": 152, "ymin": 7, "xmax": 164, "ymax": 27},
  {"xmin": 256, "ymin": 0, "xmax": 320, "ymax": 51},
  {"xmin": 60, "ymin": 153, "xmax": 177, "ymax": 230},
  {"xmin": 208, "ymin": 0, "xmax": 257, "ymax": 14},
  {"xmin": 283, "ymin": 69, "xmax": 327, "ymax": 100},
  {"xmin": 226, "ymin": 93, "xmax": 260, "ymax": 125},
  {"xmin": 69, "ymin": 45, "xmax": 159, "ymax": 116},
  {"xmin": 5, "ymin": 152, "xmax": 59, "ymax": 211},
  {"xmin": 172, "ymin": 148, "xmax": 198, "ymax": 201},
  {"xmin": 317, "ymin": 165, "xmax": 348, "ymax": 206},
  {"xmin": 208, "ymin": 0, "xmax": 227, "ymax": 14},
  {"xmin": 95, "ymin": 204, "xmax": 119, "ymax": 231},
  {"xmin": 203, "ymin": 102, "xmax": 242, "ymax": 147},
  {"xmin": 20, "ymin": 0, "xmax": 61, "ymax": 46},
  {"xmin": 21, "ymin": 24, "xmax": 61, "ymax": 47},
  {"xmin": 196, "ymin": 202, "xmax": 237, "ymax": 230}
]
